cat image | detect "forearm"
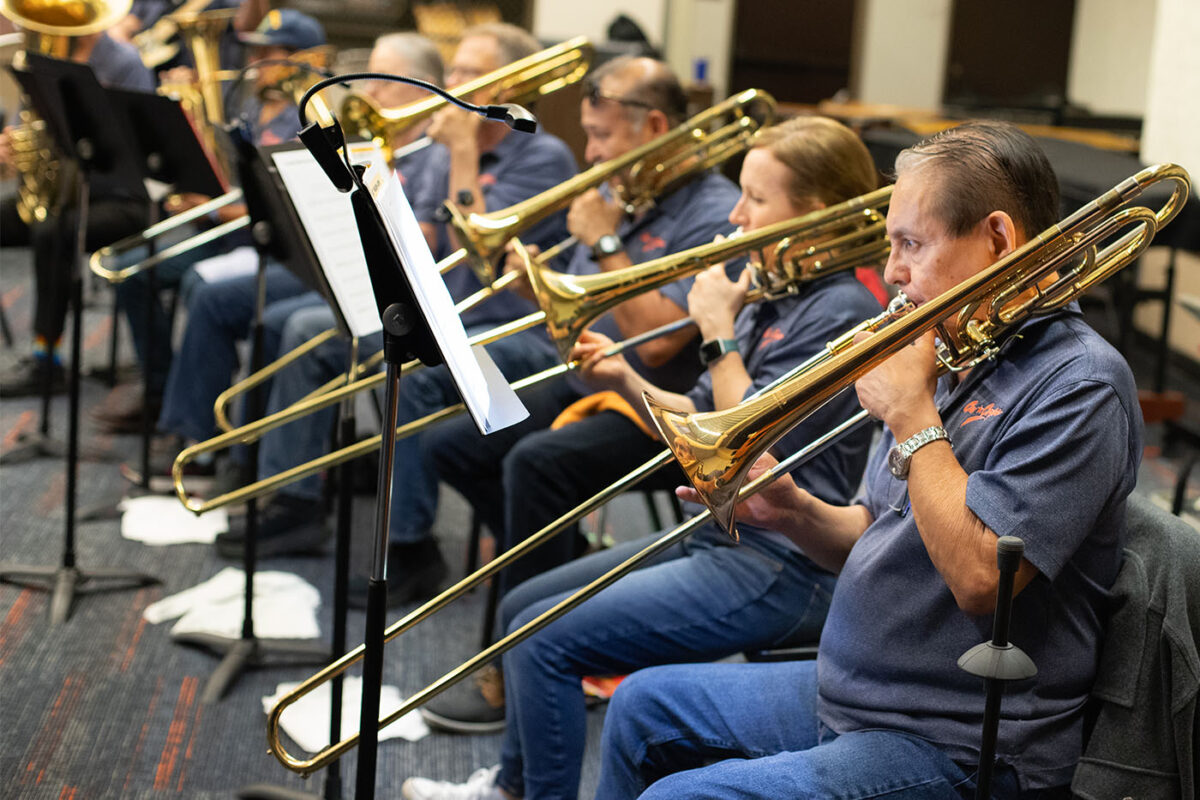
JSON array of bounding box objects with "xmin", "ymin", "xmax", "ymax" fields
[
  {"xmin": 771, "ymin": 490, "xmax": 872, "ymax": 574},
  {"xmin": 610, "ymin": 291, "xmax": 692, "ymax": 366},
  {"xmin": 619, "ymin": 371, "xmax": 694, "ymax": 434}
]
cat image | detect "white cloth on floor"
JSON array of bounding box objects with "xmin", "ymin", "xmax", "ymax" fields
[
  {"xmin": 119, "ymin": 495, "xmax": 228, "ymax": 545},
  {"xmin": 143, "ymin": 567, "xmax": 321, "ymax": 639},
  {"xmin": 262, "ymin": 676, "xmax": 430, "ymax": 753}
]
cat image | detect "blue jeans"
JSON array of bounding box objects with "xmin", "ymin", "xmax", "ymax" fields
[
  {"xmin": 493, "ymin": 525, "xmax": 837, "ymax": 800},
  {"xmin": 114, "ymin": 237, "xmax": 222, "ymax": 395},
  {"xmin": 597, "ymin": 660, "xmax": 1022, "ymax": 799},
  {"xmin": 157, "ymin": 262, "xmax": 310, "ymax": 442}
]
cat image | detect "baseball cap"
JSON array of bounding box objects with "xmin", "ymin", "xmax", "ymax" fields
[{"xmin": 239, "ymin": 9, "xmax": 326, "ymax": 51}]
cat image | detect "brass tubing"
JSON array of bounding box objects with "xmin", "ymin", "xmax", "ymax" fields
[{"xmin": 266, "ymin": 409, "xmax": 870, "ymax": 776}]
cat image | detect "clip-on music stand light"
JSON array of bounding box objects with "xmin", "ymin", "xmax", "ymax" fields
[
  {"xmin": 0, "ymin": 54, "xmax": 158, "ymax": 624},
  {"xmin": 79, "ymin": 87, "xmax": 229, "ymax": 521},
  {"xmin": 293, "ymin": 69, "xmax": 537, "ymax": 800},
  {"xmin": 188, "ymin": 124, "xmax": 331, "ymax": 707}
]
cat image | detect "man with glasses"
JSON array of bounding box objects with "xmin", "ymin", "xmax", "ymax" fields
[{"xmin": 414, "ymin": 55, "xmax": 741, "ymax": 733}]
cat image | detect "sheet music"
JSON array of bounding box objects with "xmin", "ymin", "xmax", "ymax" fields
[
  {"xmin": 362, "ymin": 159, "xmax": 529, "ymax": 434},
  {"xmin": 271, "ymin": 143, "xmax": 384, "ymax": 338}
]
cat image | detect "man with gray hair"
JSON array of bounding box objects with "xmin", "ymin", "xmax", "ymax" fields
[{"xmin": 591, "ymin": 120, "xmax": 1141, "ymax": 800}]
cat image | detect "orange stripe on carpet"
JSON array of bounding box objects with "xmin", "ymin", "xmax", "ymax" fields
[
  {"xmin": 0, "ymin": 589, "xmax": 35, "ymax": 668},
  {"xmin": 58, "ymin": 786, "xmax": 76, "ymax": 800},
  {"xmin": 82, "ymin": 315, "xmax": 113, "ymax": 354},
  {"xmin": 2, "ymin": 284, "xmax": 24, "ymax": 309},
  {"xmin": 122, "ymin": 675, "xmax": 165, "ymax": 794},
  {"xmin": 174, "ymin": 701, "xmax": 206, "ymax": 792},
  {"xmin": 24, "ymin": 672, "xmax": 86, "ymax": 786},
  {"xmin": 37, "ymin": 472, "xmax": 66, "ymax": 516},
  {"xmin": 154, "ymin": 677, "xmax": 198, "ymax": 790},
  {"xmin": 3, "ymin": 410, "xmax": 37, "ymax": 450}
]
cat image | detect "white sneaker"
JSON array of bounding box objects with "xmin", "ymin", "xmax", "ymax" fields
[{"xmin": 401, "ymin": 765, "xmax": 505, "ymax": 800}]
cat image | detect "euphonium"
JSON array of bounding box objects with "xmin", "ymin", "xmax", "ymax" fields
[
  {"xmin": 206, "ymin": 88, "xmax": 778, "ymax": 432},
  {"xmin": 340, "ymin": 35, "xmax": 593, "ymax": 163},
  {"xmin": 264, "ymin": 164, "xmax": 1189, "ymax": 777},
  {"xmin": 648, "ymin": 163, "xmax": 1192, "ymax": 539},
  {"xmin": 1, "ymin": 0, "xmax": 133, "ymax": 222},
  {"xmin": 173, "ymin": 181, "xmax": 890, "ymax": 515},
  {"xmin": 131, "ymin": 0, "xmax": 211, "ymax": 68}
]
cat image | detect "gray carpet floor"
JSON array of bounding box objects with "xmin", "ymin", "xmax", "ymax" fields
[{"xmin": 1, "ymin": 241, "xmax": 1197, "ymax": 800}]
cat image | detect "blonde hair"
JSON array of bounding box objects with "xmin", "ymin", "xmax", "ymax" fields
[{"xmin": 752, "ymin": 116, "xmax": 877, "ymax": 208}]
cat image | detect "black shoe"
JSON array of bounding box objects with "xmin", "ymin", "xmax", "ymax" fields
[
  {"xmin": 214, "ymin": 495, "xmax": 329, "ymax": 558},
  {"xmin": 348, "ymin": 539, "xmax": 447, "ymax": 609},
  {"xmin": 420, "ymin": 663, "xmax": 506, "ymax": 734},
  {"xmin": 0, "ymin": 357, "xmax": 66, "ymax": 397}
]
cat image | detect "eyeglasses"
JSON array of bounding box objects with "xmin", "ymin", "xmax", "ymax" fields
[{"xmin": 584, "ymin": 84, "xmax": 654, "ymax": 111}]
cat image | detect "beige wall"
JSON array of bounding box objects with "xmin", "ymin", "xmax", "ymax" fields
[
  {"xmin": 1067, "ymin": 0, "xmax": 1156, "ymax": 117},
  {"xmin": 855, "ymin": 0, "xmax": 953, "ymax": 109}
]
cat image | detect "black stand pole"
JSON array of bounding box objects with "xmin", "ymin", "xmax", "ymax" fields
[
  {"xmin": 0, "ymin": 143, "xmax": 158, "ymax": 622},
  {"xmin": 357, "ymin": 312, "xmax": 412, "ymax": 800},
  {"xmin": 198, "ymin": 219, "xmax": 329, "ymax": 704},
  {"xmin": 238, "ymin": 337, "xmax": 358, "ymax": 800},
  {"xmin": 957, "ymin": 536, "xmax": 1037, "ymax": 800}
]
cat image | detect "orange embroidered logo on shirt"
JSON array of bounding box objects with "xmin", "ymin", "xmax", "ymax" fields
[
  {"xmin": 479, "ymin": 173, "xmax": 497, "ymax": 187},
  {"xmin": 960, "ymin": 399, "xmax": 1003, "ymax": 427},
  {"xmin": 757, "ymin": 327, "xmax": 784, "ymax": 352},
  {"xmin": 639, "ymin": 232, "xmax": 667, "ymax": 253}
]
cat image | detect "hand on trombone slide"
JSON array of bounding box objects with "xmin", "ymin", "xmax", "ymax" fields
[
  {"xmin": 501, "ymin": 240, "xmax": 538, "ymax": 302},
  {"xmin": 851, "ymin": 328, "xmax": 940, "ymax": 439}
]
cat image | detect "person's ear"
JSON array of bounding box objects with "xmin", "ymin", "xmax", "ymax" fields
[
  {"xmin": 646, "ymin": 109, "xmax": 671, "ymax": 137},
  {"xmin": 983, "ymin": 210, "xmax": 1019, "ymax": 259}
]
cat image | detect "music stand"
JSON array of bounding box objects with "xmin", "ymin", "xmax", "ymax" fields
[
  {"xmin": 79, "ymin": 88, "xmax": 228, "ymax": 521},
  {"xmin": 0, "ymin": 54, "xmax": 158, "ymax": 624},
  {"xmin": 187, "ymin": 127, "xmax": 330, "ymax": 706}
]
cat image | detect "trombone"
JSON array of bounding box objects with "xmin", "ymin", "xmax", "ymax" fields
[
  {"xmin": 173, "ymin": 184, "xmax": 892, "ymax": 514},
  {"xmin": 264, "ymin": 162, "xmax": 1190, "ymax": 776},
  {"xmin": 90, "ymin": 37, "xmax": 592, "ymax": 284},
  {"xmin": 207, "ymin": 88, "xmax": 777, "ymax": 433}
]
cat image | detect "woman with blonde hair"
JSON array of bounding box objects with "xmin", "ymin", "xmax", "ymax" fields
[{"xmin": 403, "ymin": 116, "xmax": 885, "ymax": 800}]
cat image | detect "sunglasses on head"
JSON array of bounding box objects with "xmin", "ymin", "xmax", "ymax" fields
[{"xmin": 584, "ymin": 84, "xmax": 654, "ymax": 111}]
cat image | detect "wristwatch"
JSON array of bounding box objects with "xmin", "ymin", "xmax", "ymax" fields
[
  {"xmin": 887, "ymin": 425, "xmax": 950, "ymax": 479},
  {"xmin": 699, "ymin": 338, "xmax": 739, "ymax": 366},
  {"xmin": 592, "ymin": 233, "xmax": 624, "ymax": 259},
  {"xmin": 455, "ymin": 188, "xmax": 476, "ymax": 207}
]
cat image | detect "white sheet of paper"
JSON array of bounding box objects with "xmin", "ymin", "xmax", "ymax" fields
[
  {"xmin": 193, "ymin": 245, "xmax": 257, "ymax": 283},
  {"xmin": 143, "ymin": 567, "xmax": 321, "ymax": 642},
  {"xmin": 271, "ymin": 143, "xmax": 385, "ymax": 338},
  {"xmin": 262, "ymin": 676, "xmax": 429, "ymax": 754},
  {"xmin": 364, "ymin": 159, "xmax": 528, "ymax": 434},
  {"xmin": 119, "ymin": 495, "xmax": 228, "ymax": 545}
]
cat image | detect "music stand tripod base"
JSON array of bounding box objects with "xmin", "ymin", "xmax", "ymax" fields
[{"xmin": 0, "ymin": 563, "xmax": 159, "ymax": 626}]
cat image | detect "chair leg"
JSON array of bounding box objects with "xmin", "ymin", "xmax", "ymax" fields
[
  {"xmin": 642, "ymin": 490, "xmax": 663, "ymax": 531},
  {"xmin": 1173, "ymin": 454, "xmax": 1198, "ymax": 517},
  {"xmin": 465, "ymin": 512, "xmax": 482, "ymax": 578}
]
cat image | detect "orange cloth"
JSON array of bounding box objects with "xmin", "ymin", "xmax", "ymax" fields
[{"xmin": 550, "ymin": 390, "xmax": 657, "ymax": 439}]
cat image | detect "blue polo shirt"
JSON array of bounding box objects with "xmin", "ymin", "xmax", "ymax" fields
[
  {"xmin": 88, "ymin": 34, "xmax": 156, "ymax": 201},
  {"xmin": 686, "ymin": 269, "xmax": 880, "ymax": 506},
  {"xmin": 419, "ymin": 130, "xmax": 577, "ymax": 332},
  {"xmin": 817, "ymin": 307, "xmax": 1142, "ymax": 790},
  {"xmin": 562, "ymin": 170, "xmax": 740, "ymax": 392}
]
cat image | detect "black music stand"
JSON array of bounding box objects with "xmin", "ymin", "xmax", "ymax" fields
[
  {"xmin": 185, "ymin": 126, "xmax": 330, "ymax": 706},
  {"xmin": 0, "ymin": 55, "xmax": 158, "ymax": 624},
  {"xmin": 238, "ymin": 143, "xmax": 376, "ymax": 800},
  {"xmin": 79, "ymin": 88, "xmax": 228, "ymax": 521}
]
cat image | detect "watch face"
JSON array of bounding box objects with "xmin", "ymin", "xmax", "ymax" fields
[
  {"xmin": 596, "ymin": 234, "xmax": 622, "ymax": 256},
  {"xmin": 887, "ymin": 444, "xmax": 909, "ymax": 479}
]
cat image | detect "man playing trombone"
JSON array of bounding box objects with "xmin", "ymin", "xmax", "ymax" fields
[
  {"xmin": 214, "ymin": 24, "xmax": 579, "ymax": 565},
  {"xmin": 594, "ymin": 121, "xmax": 1143, "ymax": 799},
  {"xmin": 403, "ymin": 116, "xmax": 883, "ymax": 800}
]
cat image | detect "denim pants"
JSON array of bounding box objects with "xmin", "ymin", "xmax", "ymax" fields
[
  {"xmin": 157, "ymin": 263, "xmax": 310, "ymax": 442},
  {"xmin": 596, "ymin": 660, "xmax": 1023, "ymax": 800},
  {"xmin": 114, "ymin": 238, "xmax": 219, "ymax": 395},
  {"xmin": 492, "ymin": 525, "xmax": 838, "ymax": 800}
]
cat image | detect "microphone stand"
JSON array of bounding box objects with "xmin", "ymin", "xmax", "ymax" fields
[
  {"xmin": 292, "ymin": 71, "xmax": 536, "ymax": 800},
  {"xmin": 957, "ymin": 536, "xmax": 1037, "ymax": 799}
]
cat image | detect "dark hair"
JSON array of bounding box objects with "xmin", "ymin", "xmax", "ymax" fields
[
  {"xmin": 895, "ymin": 120, "xmax": 1059, "ymax": 238},
  {"xmin": 753, "ymin": 117, "xmax": 877, "ymax": 208},
  {"xmin": 583, "ymin": 55, "xmax": 687, "ymax": 126}
]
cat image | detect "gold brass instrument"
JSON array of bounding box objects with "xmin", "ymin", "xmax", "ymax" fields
[
  {"xmin": 340, "ymin": 34, "xmax": 592, "ymax": 163},
  {"xmin": 264, "ymin": 162, "xmax": 1190, "ymax": 776},
  {"xmin": 1, "ymin": 0, "xmax": 133, "ymax": 223},
  {"xmin": 207, "ymin": 88, "xmax": 778, "ymax": 432},
  {"xmin": 89, "ymin": 46, "xmax": 338, "ymax": 284},
  {"xmin": 650, "ymin": 162, "xmax": 1192, "ymax": 538},
  {"xmin": 173, "ymin": 183, "xmax": 890, "ymax": 514},
  {"xmin": 130, "ymin": 0, "xmax": 210, "ymax": 68}
]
